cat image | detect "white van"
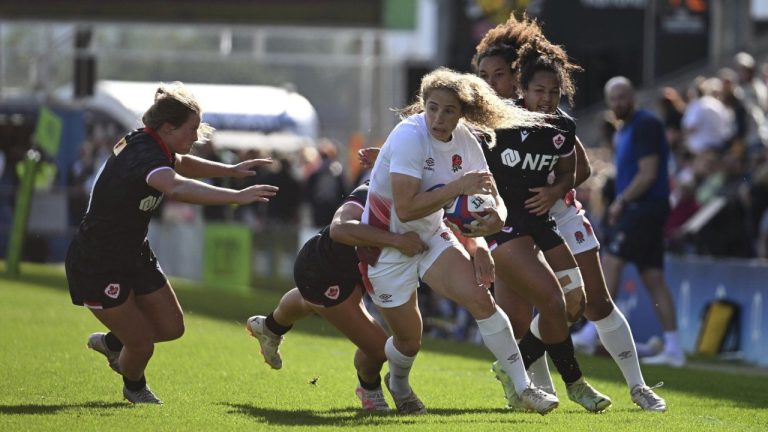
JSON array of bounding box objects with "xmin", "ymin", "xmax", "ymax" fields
[{"xmin": 64, "ymin": 80, "xmax": 319, "ymax": 151}]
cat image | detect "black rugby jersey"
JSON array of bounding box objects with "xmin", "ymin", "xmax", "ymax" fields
[
  {"xmin": 74, "ymin": 128, "xmax": 175, "ymax": 263},
  {"xmin": 482, "ymin": 102, "xmax": 576, "ymax": 222},
  {"xmin": 296, "ymin": 183, "xmax": 369, "ymax": 286}
]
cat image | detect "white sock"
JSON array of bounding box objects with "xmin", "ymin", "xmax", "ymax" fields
[
  {"xmin": 527, "ymin": 315, "xmax": 556, "ymax": 394},
  {"xmin": 663, "ymin": 331, "xmax": 682, "ymax": 355},
  {"xmin": 594, "ymin": 308, "xmax": 645, "ymax": 389},
  {"xmin": 476, "ymin": 307, "xmax": 531, "ymax": 393},
  {"xmin": 385, "ymin": 336, "xmax": 415, "ymax": 399}
]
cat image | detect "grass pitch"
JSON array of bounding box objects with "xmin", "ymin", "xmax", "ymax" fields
[{"xmin": 1, "ymin": 263, "xmax": 766, "ymax": 431}]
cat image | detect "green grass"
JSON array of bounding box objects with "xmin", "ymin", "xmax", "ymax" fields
[{"xmin": 1, "ymin": 263, "xmax": 767, "ymax": 431}]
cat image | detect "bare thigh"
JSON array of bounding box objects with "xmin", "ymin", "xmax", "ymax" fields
[
  {"xmin": 133, "ymin": 283, "xmax": 185, "ymax": 342},
  {"xmin": 90, "ymin": 290, "xmax": 156, "ymax": 348},
  {"xmin": 422, "ymin": 247, "xmax": 496, "ymax": 319}
]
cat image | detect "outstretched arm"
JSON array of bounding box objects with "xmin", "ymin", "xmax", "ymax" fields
[
  {"xmin": 148, "ymin": 167, "xmax": 278, "ymax": 205},
  {"xmin": 175, "ymin": 154, "xmax": 273, "ymax": 179}
]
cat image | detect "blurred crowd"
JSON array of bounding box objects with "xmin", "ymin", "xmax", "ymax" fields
[
  {"xmin": 5, "ymin": 51, "xmax": 768, "ymax": 344},
  {"xmin": 580, "ymin": 51, "xmax": 768, "ymax": 260},
  {"xmin": 66, "ymin": 131, "xmax": 352, "ymax": 234}
]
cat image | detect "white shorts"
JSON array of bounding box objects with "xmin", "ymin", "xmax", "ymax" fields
[
  {"xmin": 552, "ymin": 204, "xmax": 600, "ymax": 255},
  {"xmin": 366, "ymin": 225, "xmax": 468, "ymax": 308}
]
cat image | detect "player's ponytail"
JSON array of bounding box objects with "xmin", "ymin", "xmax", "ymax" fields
[{"xmin": 142, "ymin": 82, "xmax": 214, "ymax": 141}]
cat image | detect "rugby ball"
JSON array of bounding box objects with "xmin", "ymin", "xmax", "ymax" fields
[{"xmin": 444, "ymin": 193, "xmax": 496, "ymax": 234}]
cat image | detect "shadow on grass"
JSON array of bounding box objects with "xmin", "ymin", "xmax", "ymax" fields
[
  {"xmin": 6, "ymin": 265, "xmax": 768, "ymax": 410},
  {"xmin": 0, "ymin": 401, "xmax": 129, "ymax": 415},
  {"xmin": 224, "ymin": 403, "xmax": 527, "ymax": 427}
]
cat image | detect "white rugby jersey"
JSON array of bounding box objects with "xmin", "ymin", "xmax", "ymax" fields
[{"xmin": 361, "ymin": 113, "xmax": 489, "ymax": 263}]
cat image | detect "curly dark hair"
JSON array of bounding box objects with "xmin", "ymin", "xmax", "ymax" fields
[
  {"xmin": 513, "ymin": 35, "xmax": 583, "ymax": 106},
  {"xmin": 471, "ymin": 13, "xmax": 545, "ymax": 72}
]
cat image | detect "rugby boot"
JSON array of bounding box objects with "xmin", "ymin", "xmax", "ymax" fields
[{"xmin": 246, "ymin": 315, "xmax": 283, "ymax": 370}]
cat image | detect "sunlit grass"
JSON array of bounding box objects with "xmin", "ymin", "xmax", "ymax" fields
[{"xmin": 1, "ymin": 263, "xmax": 766, "ymax": 431}]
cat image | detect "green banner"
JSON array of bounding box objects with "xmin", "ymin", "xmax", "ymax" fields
[
  {"xmin": 6, "ymin": 150, "xmax": 40, "ymax": 276},
  {"xmin": 33, "ymin": 107, "xmax": 63, "ymax": 157},
  {"xmin": 202, "ymin": 223, "xmax": 252, "ymax": 293}
]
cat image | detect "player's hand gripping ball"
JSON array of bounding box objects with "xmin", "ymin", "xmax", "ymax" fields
[{"xmin": 444, "ymin": 193, "xmax": 496, "ymax": 234}]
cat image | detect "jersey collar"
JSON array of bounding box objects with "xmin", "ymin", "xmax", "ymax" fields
[{"xmin": 143, "ymin": 127, "xmax": 174, "ymax": 163}]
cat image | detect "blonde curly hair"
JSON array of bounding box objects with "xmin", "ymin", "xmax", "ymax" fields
[
  {"xmin": 398, "ymin": 68, "xmax": 548, "ymax": 148},
  {"xmin": 142, "ymin": 81, "xmax": 214, "ymax": 142}
]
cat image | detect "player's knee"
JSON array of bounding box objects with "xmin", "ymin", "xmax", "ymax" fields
[
  {"xmin": 584, "ymin": 297, "xmax": 613, "ymax": 321},
  {"xmin": 166, "ymin": 321, "xmax": 185, "ymax": 341},
  {"xmin": 393, "ymin": 338, "xmax": 421, "ymax": 357},
  {"xmin": 564, "ymin": 288, "xmax": 586, "ymax": 323},
  {"xmin": 155, "ymin": 319, "xmax": 185, "ymax": 342},
  {"xmin": 553, "ymin": 267, "xmax": 581, "ymax": 318},
  {"xmin": 462, "ymin": 289, "xmax": 496, "ymax": 319},
  {"xmin": 510, "ymin": 316, "xmax": 531, "ymax": 336},
  {"xmin": 537, "ymin": 288, "xmax": 566, "ymax": 317}
]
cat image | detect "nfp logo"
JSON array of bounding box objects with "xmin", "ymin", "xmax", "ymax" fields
[
  {"xmin": 139, "ymin": 195, "xmax": 162, "ymax": 212},
  {"xmin": 501, "ymin": 149, "xmax": 559, "ymax": 171}
]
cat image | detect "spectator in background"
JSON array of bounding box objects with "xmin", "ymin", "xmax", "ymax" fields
[
  {"xmin": 603, "ymin": 76, "xmax": 685, "ymax": 367},
  {"xmin": 263, "ymin": 154, "xmax": 301, "ymax": 225},
  {"xmin": 734, "ymin": 52, "xmax": 768, "ymax": 151},
  {"xmin": 234, "ymin": 148, "xmax": 269, "ymax": 228},
  {"xmin": 305, "ymin": 139, "xmax": 347, "ymax": 229},
  {"xmin": 682, "ymin": 77, "xmax": 732, "ymax": 156},
  {"xmin": 750, "ymin": 161, "xmax": 768, "ymax": 254},
  {"xmin": 67, "ymin": 140, "xmax": 97, "ymax": 227},
  {"xmin": 718, "ymin": 68, "xmax": 748, "ymax": 152},
  {"xmin": 694, "ymin": 152, "xmax": 754, "ymax": 257},
  {"xmin": 735, "ymin": 52, "xmax": 768, "ymax": 113},
  {"xmin": 658, "ymin": 87, "xmax": 687, "ymax": 174},
  {"xmin": 658, "ymin": 87, "xmax": 686, "ymax": 153},
  {"xmin": 192, "ymin": 139, "xmax": 228, "ymax": 221}
]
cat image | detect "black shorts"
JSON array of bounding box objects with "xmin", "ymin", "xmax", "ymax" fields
[
  {"xmin": 295, "ymin": 277, "xmax": 361, "ymax": 308},
  {"xmin": 65, "ymin": 239, "xmax": 167, "ymax": 309},
  {"xmin": 605, "ymin": 199, "xmax": 669, "ymax": 270},
  {"xmin": 487, "ymin": 215, "xmax": 564, "ymax": 252}
]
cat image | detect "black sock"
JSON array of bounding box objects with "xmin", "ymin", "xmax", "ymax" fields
[
  {"xmin": 518, "ymin": 329, "xmax": 547, "ymax": 369},
  {"xmin": 358, "ymin": 374, "xmax": 381, "ymax": 391},
  {"xmin": 544, "ymin": 337, "xmax": 582, "ymax": 384},
  {"xmin": 265, "ymin": 313, "xmax": 292, "ymax": 336},
  {"xmin": 105, "ymin": 332, "xmax": 124, "ymax": 352},
  {"xmin": 123, "ymin": 375, "xmax": 147, "ymax": 391}
]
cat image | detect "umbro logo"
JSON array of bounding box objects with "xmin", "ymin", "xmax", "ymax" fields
[
  {"xmin": 379, "ymin": 294, "xmax": 392, "ymax": 303},
  {"xmin": 507, "ymin": 353, "xmax": 520, "ymax": 363},
  {"xmin": 618, "ymin": 350, "xmax": 633, "ymax": 360},
  {"xmin": 423, "ymin": 157, "xmax": 435, "ymax": 171}
]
